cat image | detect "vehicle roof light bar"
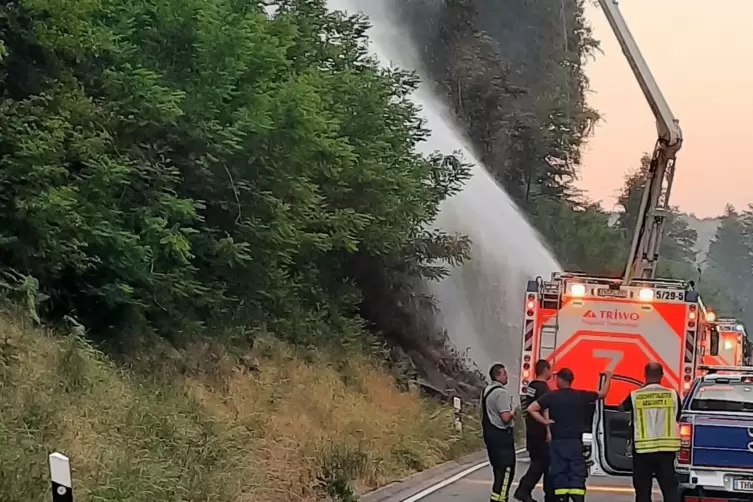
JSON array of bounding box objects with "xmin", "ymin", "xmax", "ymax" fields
[{"xmin": 698, "ymin": 365, "xmax": 753, "ymax": 374}]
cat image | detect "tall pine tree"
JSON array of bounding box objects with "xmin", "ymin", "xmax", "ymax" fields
[{"xmin": 706, "ymin": 205, "xmax": 753, "ymax": 325}]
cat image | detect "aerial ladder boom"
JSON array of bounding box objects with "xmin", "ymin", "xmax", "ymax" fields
[{"xmin": 598, "ymin": 0, "xmax": 683, "ymax": 281}]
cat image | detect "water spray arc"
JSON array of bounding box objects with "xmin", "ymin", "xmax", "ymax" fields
[{"xmin": 326, "ymin": 0, "xmax": 561, "ymax": 376}]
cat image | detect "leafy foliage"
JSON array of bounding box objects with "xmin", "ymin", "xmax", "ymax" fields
[
  {"xmin": 397, "ymin": 0, "xmax": 598, "ymax": 211},
  {"xmin": 704, "ymin": 205, "xmax": 753, "ymax": 325},
  {"xmin": 397, "ymin": 0, "xmax": 631, "ymax": 277},
  {"xmin": 0, "ymin": 0, "xmax": 469, "ymax": 344},
  {"xmin": 3, "ymin": 0, "xmax": 745, "ymax": 377},
  {"xmin": 530, "ymin": 197, "xmax": 624, "ymax": 275}
]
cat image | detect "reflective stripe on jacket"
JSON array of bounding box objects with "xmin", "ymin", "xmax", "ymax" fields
[{"xmin": 630, "ymin": 383, "xmax": 680, "ymax": 454}]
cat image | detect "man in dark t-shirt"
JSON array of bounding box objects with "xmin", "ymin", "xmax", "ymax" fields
[
  {"xmin": 514, "ymin": 359, "xmax": 554, "ymax": 502},
  {"xmin": 528, "ymin": 368, "xmax": 613, "ymax": 502}
]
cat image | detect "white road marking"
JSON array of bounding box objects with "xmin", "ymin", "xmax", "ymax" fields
[
  {"xmin": 399, "ymin": 444, "xmax": 609, "ymax": 501},
  {"xmin": 399, "ymin": 447, "xmax": 523, "ymax": 502},
  {"xmin": 399, "ymin": 461, "xmax": 489, "ymax": 502}
]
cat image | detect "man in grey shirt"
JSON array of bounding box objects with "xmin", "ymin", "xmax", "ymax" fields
[
  {"xmin": 484, "ymin": 377, "xmax": 514, "ymax": 430},
  {"xmin": 481, "ymin": 363, "xmax": 516, "ymax": 502}
]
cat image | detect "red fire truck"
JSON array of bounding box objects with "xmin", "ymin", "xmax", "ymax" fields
[{"xmin": 520, "ymin": 273, "xmax": 702, "ymax": 406}]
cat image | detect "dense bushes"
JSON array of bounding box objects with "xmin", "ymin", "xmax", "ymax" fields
[
  {"xmin": 0, "ymin": 0, "xmax": 469, "ymax": 342},
  {"xmin": 0, "ymin": 5, "xmax": 486, "ymax": 498}
]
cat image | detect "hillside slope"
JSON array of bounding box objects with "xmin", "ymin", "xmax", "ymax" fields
[
  {"xmin": 0, "ymin": 0, "xmax": 598, "ymax": 498},
  {"xmin": 0, "ymin": 308, "xmax": 480, "ymax": 501}
]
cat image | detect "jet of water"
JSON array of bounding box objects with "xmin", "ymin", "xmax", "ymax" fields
[{"xmin": 326, "ymin": 0, "xmax": 562, "ymax": 381}]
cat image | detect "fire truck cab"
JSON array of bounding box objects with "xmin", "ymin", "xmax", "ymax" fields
[
  {"xmin": 700, "ymin": 318, "xmax": 750, "ymax": 368},
  {"xmin": 694, "ymin": 305, "xmax": 718, "ymax": 377},
  {"xmin": 519, "ymin": 272, "xmax": 701, "ymax": 407}
]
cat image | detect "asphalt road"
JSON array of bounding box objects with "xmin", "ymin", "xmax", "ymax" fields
[{"xmin": 415, "ymin": 462, "xmax": 660, "ymax": 502}]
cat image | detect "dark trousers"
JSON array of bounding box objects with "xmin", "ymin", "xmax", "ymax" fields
[
  {"xmin": 491, "ymin": 463, "xmax": 515, "ymax": 502},
  {"xmin": 515, "ymin": 444, "xmax": 554, "ymax": 502},
  {"xmin": 549, "ymin": 439, "xmax": 586, "ymax": 502},
  {"xmin": 632, "ymin": 451, "xmax": 679, "ymax": 502},
  {"xmin": 485, "ymin": 429, "xmax": 516, "ymax": 502}
]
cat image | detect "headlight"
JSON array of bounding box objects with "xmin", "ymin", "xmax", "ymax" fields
[
  {"xmin": 639, "ymin": 288, "xmax": 654, "ymax": 301},
  {"xmin": 570, "ymin": 283, "xmax": 586, "ymax": 297}
]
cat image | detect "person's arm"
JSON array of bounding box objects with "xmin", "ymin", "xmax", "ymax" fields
[
  {"xmin": 495, "ymin": 389, "xmax": 513, "ymax": 423},
  {"xmin": 675, "ymin": 390, "xmax": 682, "ymax": 422},
  {"xmin": 596, "ymin": 370, "xmax": 613, "ymax": 399},
  {"xmin": 538, "ymin": 386, "xmax": 552, "ymax": 440},
  {"xmin": 521, "ymin": 384, "xmax": 536, "ymax": 413},
  {"xmin": 527, "ymin": 395, "xmax": 554, "ymax": 425}
]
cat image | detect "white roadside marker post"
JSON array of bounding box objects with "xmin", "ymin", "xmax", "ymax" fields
[
  {"xmin": 453, "ymin": 396, "xmax": 462, "ymax": 433},
  {"xmin": 49, "ymin": 452, "xmax": 73, "ymax": 502}
]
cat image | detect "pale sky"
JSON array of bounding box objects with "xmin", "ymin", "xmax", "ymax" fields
[{"xmin": 580, "ymin": 0, "xmax": 753, "ymax": 218}]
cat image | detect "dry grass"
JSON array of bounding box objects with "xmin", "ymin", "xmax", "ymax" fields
[{"xmin": 0, "ymin": 310, "xmax": 481, "ymax": 501}]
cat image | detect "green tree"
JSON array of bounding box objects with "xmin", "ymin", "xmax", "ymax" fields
[
  {"xmin": 531, "ymin": 198, "xmax": 625, "ymax": 275},
  {"xmin": 395, "ymin": 0, "xmax": 598, "ymax": 210},
  {"xmin": 394, "ymin": 0, "xmax": 623, "ymax": 278},
  {"xmin": 705, "ymin": 205, "xmax": 753, "ymax": 325},
  {"xmin": 706, "ymin": 206, "xmax": 751, "ymax": 281},
  {"xmin": 0, "ymin": 0, "xmax": 469, "ymax": 344}
]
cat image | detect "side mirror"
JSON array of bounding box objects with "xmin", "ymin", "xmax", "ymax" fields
[{"xmin": 710, "ymin": 330, "xmax": 720, "ymax": 356}]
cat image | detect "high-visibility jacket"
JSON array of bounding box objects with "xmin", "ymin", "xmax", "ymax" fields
[{"xmin": 630, "ymin": 383, "xmax": 681, "ymax": 454}]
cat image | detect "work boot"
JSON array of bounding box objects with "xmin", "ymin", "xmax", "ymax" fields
[{"xmin": 512, "ymin": 491, "xmax": 538, "ymax": 502}]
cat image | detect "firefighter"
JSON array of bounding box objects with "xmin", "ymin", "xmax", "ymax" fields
[
  {"xmin": 619, "ymin": 362, "xmax": 681, "ymax": 502},
  {"xmin": 514, "ymin": 359, "xmax": 555, "ymax": 502},
  {"xmin": 481, "ymin": 363, "xmax": 516, "ymax": 502},
  {"xmin": 527, "ymin": 368, "xmax": 612, "ymax": 502}
]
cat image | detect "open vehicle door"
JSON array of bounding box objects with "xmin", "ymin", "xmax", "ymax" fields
[{"xmin": 593, "ymin": 373, "xmax": 643, "ymax": 476}]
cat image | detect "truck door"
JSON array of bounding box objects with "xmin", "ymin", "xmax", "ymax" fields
[{"xmin": 593, "ymin": 373, "xmax": 643, "ymax": 476}]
